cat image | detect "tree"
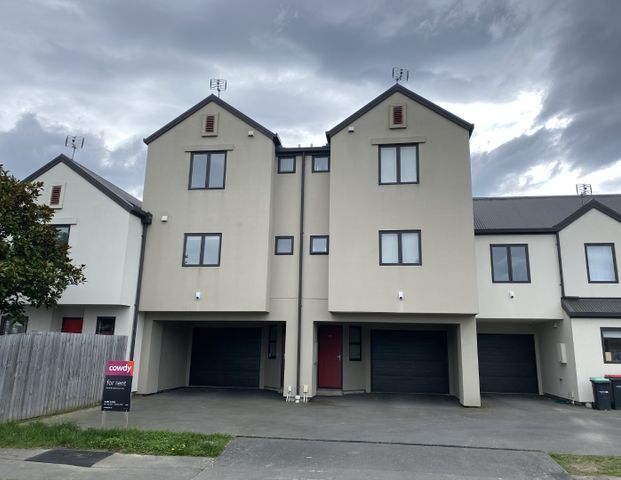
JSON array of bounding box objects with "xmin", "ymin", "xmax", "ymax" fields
[{"xmin": 0, "ymin": 165, "xmax": 85, "ymax": 327}]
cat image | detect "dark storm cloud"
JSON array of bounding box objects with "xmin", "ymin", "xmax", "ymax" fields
[
  {"xmin": 0, "ymin": 0, "xmax": 620, "ymax": 197},
  {"xmin": 0, "ymin": 114, "xmax": 145, "ymax": 198}
]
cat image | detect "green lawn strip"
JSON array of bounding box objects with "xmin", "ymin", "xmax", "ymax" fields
[
  {"xmin": 0, "ymin": 422, "xmax": 231, "ymax": 457},
  {"xmin": 550, "ymin": 453, "xmax": 621, "ymax": 477}
]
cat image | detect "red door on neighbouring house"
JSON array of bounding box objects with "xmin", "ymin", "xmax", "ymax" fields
[
  {"xmin": 62, "ymin": 317, "xmax": 83, "ymax": 333},
  {"xmin": 318, "ymin": 325, "xmax": 342, "ymax": 388}
]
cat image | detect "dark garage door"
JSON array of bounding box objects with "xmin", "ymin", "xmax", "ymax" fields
[
  {"xmin": 189, "ymin": 327, "xmax": 261, "ymax": 387},
  {"xmin": 478, "ymin": 334, "xmax": 538, "ymax": 394},
  {"xmin": 371, "ymin": 330, "xmax": 449, "ymax": 394}
]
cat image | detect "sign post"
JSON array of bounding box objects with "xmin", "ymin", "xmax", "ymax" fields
[{"xmin": 101, "ymin": 360, "xmax": 134, "ymax": 427}]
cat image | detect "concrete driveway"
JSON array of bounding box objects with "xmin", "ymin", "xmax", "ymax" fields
[{"xmin": 49, "ymin": 388, "xmax": 621, "ymax": 456}]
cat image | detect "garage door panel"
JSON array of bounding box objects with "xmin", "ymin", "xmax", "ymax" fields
[
  {"xmin": 478, "ymin": 334, "xmax": 538, "ymax": 394},
  {"xmin": 371, "ymin": 330, "xmax": 449, "ymax": 394},
  {"xmin": 190, "ymin": 327, "xmax": 261, "ymax": 387}
]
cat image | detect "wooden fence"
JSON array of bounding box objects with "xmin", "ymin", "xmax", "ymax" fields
[{"xmin": 0, "ymin": 332, "xmax": 127, "ymax": 422}]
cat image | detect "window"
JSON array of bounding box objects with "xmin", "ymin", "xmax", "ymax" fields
[
  {"xmin": 310, "ymin": 235, "xmax": 329, "ymax": 255},
  {"xmin": 96, "ymin": 317, "xmax": 116, "ymax": 335},
  {"xmin": 349, "ymin": 326, "xmax": 361, "ymax": 361},
  {"xmin": 54, "ymin": 225, "xmax": 70, "ymax": 246},
  {"xmin": 379, "ymin": 144, "xmax": 418, "ymax": 184},
  {"xmin": 0, "ymin": 315, "xmax": 27, "ymax": 335},
  {"xmin": 602, "ymin": 329, "xmax": 621, "ymax": 363},
  {"xmin": 275, "ymin": 236, "xmax": 294, "ymax": 255},
  {"xmin": 312, "ymin": 156, "xmax": 329, "ymax": 172},
  {"xmin": 585, "ymin": 244, "xmax": 618, "ymax": 283},
  {"xmin": 490, "ymin": 244, "xmax": 530, "ymax": 283},
  {"xmin": 189, "ymin": 152, "xmax": 226, "ymax": 189},
  {"xmin": 61, "ymin": 317, "xmax": 83, "ymax": 333},
  {"xmin": 183, "ymin": 234, "xmax": 222, "ymax": 266},
  {"xmin": 278, "ymin": 157, "xmax": 295, "ymax": 174},
  {"xmin": 379, "ymin": 230, "xmax": 421, "ymax": 265},
  {"xmin": 268, "ymin": 325, "xmax": 277, "ymax": 359}
]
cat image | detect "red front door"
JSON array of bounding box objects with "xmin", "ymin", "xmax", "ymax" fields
[
  {"xmin": 318, "ymin": 325, "xmax": 342, "ymax": 388},
  {"xmin": 62, "ymin": 317, "xmax": 83, "ymax": 333}
]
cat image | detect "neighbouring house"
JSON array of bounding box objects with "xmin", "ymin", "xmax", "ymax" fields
[{"xmin": 17, "ymin": 154, "xmax": 151, "ymax": 388}]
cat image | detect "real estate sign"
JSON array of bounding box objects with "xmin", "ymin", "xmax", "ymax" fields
[{"xmin": 101, "ymin": 360, "xmax": 134, "ymax": 412}]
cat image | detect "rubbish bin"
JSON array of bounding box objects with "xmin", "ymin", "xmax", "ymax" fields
[
  {"xmin": 590, "ymin": 378, "xmax": 612, "ymax": 410},
  {"xmin": 605, "ymin": 375, "xmax": 621, "ymax": 410}
]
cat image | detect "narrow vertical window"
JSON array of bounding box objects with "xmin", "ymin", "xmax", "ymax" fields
[
  {"xmin": 349, "ymin": 326, "xmax": 362, "ymax": 361},
  {"xmin": 268, "ymin": 325, "xmax": 278, "ymax": 359}
]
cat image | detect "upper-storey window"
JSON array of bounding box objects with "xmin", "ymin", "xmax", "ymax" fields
[
  {"xmin": 379, "ymin": 230, "xmax": 421, "ymax": 265},
  {"xmin": 310, "ymin": 235, "xmax": 329, "ymax": 254},
  {"xmin": 312, "ymin": 155, "xmax": 329, "ymax": 173},
  {"xmin": 189, "ymin": 152, "xmax": 226, "ymax": 189},
  {"xmin": 585, "ymin": 243, "xmax": 618, "ymax": 283},
  {"xmin": 490, "ymin": 244, "xmax": 530, "ymax": 283},
  {"xmin": 275, "ymin": 236, "xmax": 294, "ymax": 255},
  {"xmin": 183, "ymin": 233, "xmax": 222, "ymax": 266},
  {"xmin": 379, "ymin": 144, "xmax": 418, "ymax": 184},
  {"xmin": 278, "ymin": 157, "xmax": 296, "ymax": 174}
]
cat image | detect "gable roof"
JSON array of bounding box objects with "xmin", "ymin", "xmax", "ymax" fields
[
  {"xmin": 325, "ymin": 83, "xmax": 475, "ymax": 141},
  {"xmin": 562, "ymin": 297, "xmax": 621, "ymax": 318},
  {"xmin": 143, "ymin": 94, "xmax": 281, "ymax": 146},
  {"xmin": 473, "ymin": 195, "xmax": 621, "ymax": 234},
  {"xmin": 23, "ymin": 154, "xmax": 151, "ymax": 222}
]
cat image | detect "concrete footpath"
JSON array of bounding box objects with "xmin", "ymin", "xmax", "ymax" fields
[{"xmin": 0, "ymin": 440, "xmax": 574, "ymax": 480}]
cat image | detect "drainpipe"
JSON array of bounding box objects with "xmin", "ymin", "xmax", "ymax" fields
[
  {"xmin": 555, "ymin": 231, "xmax": 566, "ymax": 298},
  {"xmin": 296, "ymin": 152, "xmax": 306, "ymax": 397},
  {"xmin": 129, "ymin": 213, "xmax": 152, "ymax": 361}
]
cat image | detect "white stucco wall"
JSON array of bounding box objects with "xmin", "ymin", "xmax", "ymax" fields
[
  {"xmin": 571, "ymin": 318, "xmax": 621, "ymax": 402},
  {"xmin": 475, "ymin": 235, "xmax": 562, "ymax": 319}
]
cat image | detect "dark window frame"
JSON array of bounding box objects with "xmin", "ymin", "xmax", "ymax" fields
[
  {"xmin": 349, "ymin": 326, "xmax": 362, "ymax": 361},
  {"xmin": 274, "ymin": 235, "xmax": 294, "ymax": 255},
  {"xmin": 182, "ymin": 233, "xmax": 222, "ymax": 267},
  {"xmin": 378, "ymin": 230, "xmax": 422, "ymax": 266},
  {"xmin": 54, "ymin": 224, "xmax": 71, "ymax": 246},
  {"xmin": 96, "ymin": 316, "xmax": 116, "ymax": 335},
  {"xmin": 378, "ymin": 144, "xmax": 420, "ymax": 185},
  {"xmin": 489, "ymin": 244, "xmax": 531, "ymax": 283},
  {"xmin": 585, "ymin": 243, "xmax": 619, "ymax": 284},
  {"xmin": 310, "ymin": 235, "xmax": 329, "ymax": 255},
  {"xmin": 312, "ymin": 155, "xmax": 330, "ymax": 173},
  {"xmin": 188, "ymin": 151, "xmax": 227, "ymax": 190},
  {"xmin": 601, "ymin": 327, "xmax": 621, "ymax": 364},
  {"xmin": 268, "ymin": 324, "xmax": 278, "ymax": 359},
  {"xmin": 277, "ymin": 156, "xmax": 296, "ymax": 174}
]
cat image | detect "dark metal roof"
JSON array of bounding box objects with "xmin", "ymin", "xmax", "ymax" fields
[
  {"xmin": 325, "ymin": 83, "xmax": 475, "ymax": 141},
  {"xmin": 562, "ymin": 297, "xmax": 621, "ymax": 318},
  {"xmin": 23, "ymin": 154, "xmax": 151, "ymax": 222},
  {"xmin": 276, "ymin": 145, "xmax": 330, "ymax": 155},
  {"xmin": 143, "ymin": 94, "xmax": 280, "ymax": 146},
  {"xmin": 473, "ymin": 195, "xmax": 621, "ymax": 234}
]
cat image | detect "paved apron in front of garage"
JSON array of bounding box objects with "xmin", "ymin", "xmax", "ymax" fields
[{"xmin": 47, "ymin": 388, "xmax": 621, "ymax": 456}]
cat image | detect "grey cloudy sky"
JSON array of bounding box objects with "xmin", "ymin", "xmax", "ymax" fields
[{"xmin": 1, "ymin": 0, "xmax": 620, "ymax": 198}]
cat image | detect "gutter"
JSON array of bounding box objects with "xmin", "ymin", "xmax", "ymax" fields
[
  {"xmin": 555, "ymin": 232, "xmax": 566, "ymax": 298},
  {"xmin": 129, "ymin": 213, "xmax": 152, "ymax": 360},
  {"xmin": 295, "ymin": 152, "xmax": 307, "ymax": 397}
]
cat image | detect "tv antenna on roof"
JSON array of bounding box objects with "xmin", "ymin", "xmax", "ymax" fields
[
  {"xmin": 392, "ymin": 67, "xmax": 409, "ymax": 83},
  {"xmin": 64, "ymin": 135, "xmax": 85, "ymax": 160},
  {"xmin": 576, "ymin": 183, "xmax": 592, "ymax": 196},
  {"xmin": 210, "ymin": 78, "xmax": 227, "ymax": 97}
]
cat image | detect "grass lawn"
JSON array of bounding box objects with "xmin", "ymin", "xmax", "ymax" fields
[
  {"xmin": 0, "ymin": 421, "xmax": 231, "ymax": 457},
  {"xmin": 551, "ymin": 453, "xmax": 621, "ymax": 477}
]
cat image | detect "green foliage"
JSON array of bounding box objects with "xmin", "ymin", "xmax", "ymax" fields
[
  {"xmin": 0, "ymin": 422, "xmax": 231, "ymax": 457},
  {"xmin": 551, "ymin": 453, "xmax": 621, "ymax": 476},
  {"xmin": 0, "ymin": 166, "xmax": 85, "ymax": 323}
]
